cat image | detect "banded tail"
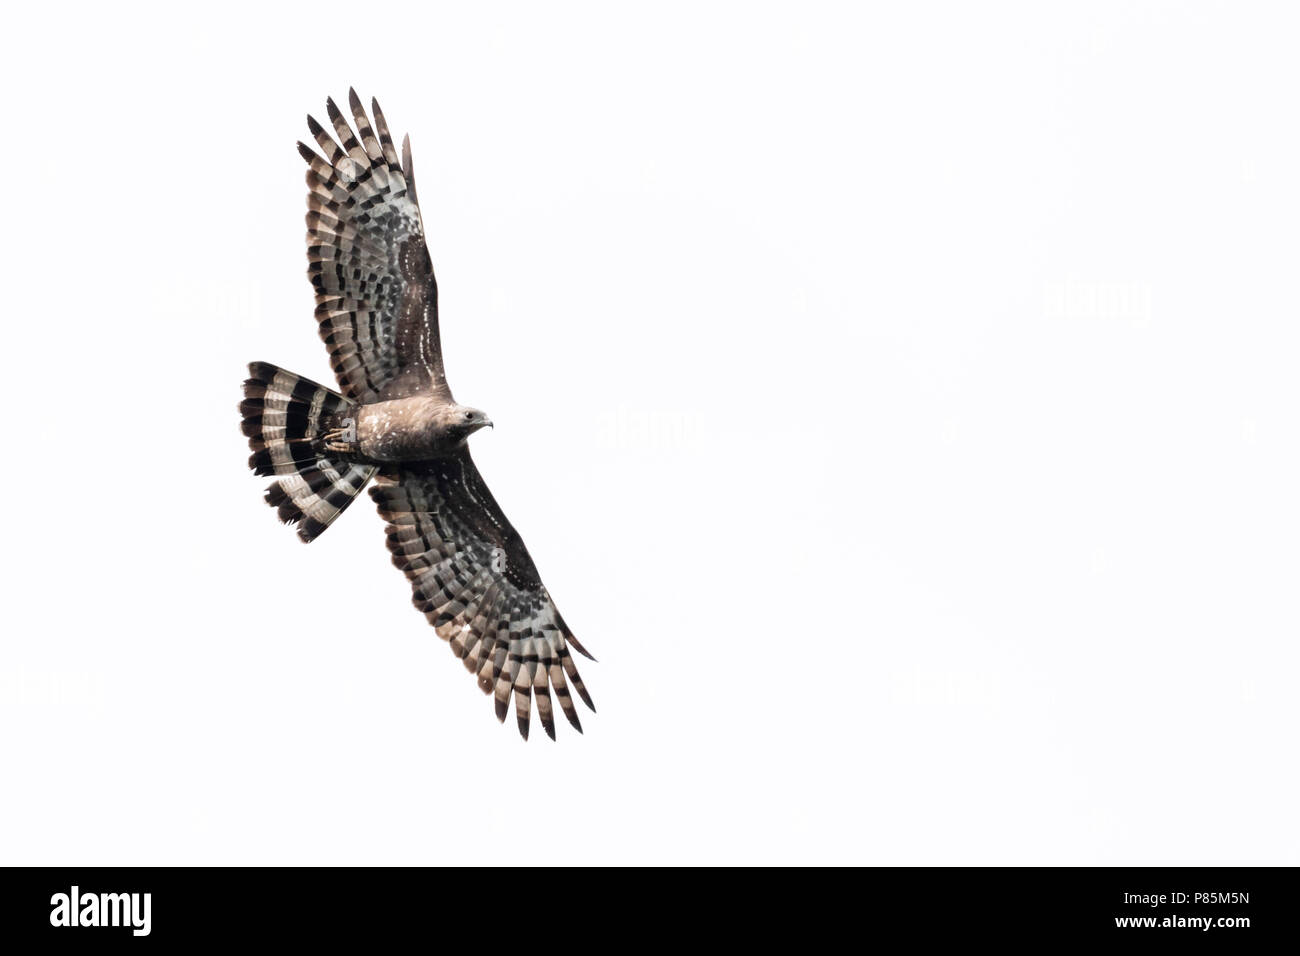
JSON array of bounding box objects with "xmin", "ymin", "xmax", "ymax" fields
[{"xmin": 240, "ymin": 361, "xmax": 376, "ymax": 542}]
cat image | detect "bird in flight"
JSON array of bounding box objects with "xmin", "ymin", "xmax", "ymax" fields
[{"xmin": 239, "ymin": 90, "xmax": 595, "ymax": 740}]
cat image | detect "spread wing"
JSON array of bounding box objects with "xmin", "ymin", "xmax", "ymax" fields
[
  {"xmin": 371, "ymin": 450, "xmax": 596, "ymax": 740},
  {"xmin": 297, "ymin": 90, "xmax": 450, "ymax": 404}
]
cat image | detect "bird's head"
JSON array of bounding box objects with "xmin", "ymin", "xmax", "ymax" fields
[{"xmin": 434, "ymin": 404, "xmax": 493, "ymax": 445}]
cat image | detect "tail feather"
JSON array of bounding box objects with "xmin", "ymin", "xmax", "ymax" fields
[{"xmin": 240, "ymin": 361, "xmax": 375, "ymax": 542}]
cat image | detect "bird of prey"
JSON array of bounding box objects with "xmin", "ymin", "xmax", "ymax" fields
[{"xmin": 239, "ymin": 90, "xmax": 595, "ymax": 740}]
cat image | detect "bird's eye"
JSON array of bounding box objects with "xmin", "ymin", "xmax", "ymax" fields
[{"xmin": 463, "ymin": 411, "xmax": 474, "ymax": 422}]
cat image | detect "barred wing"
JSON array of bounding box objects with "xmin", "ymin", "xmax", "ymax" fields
[
  {"xmin": 297, "ymin": 90, "xmax": 449, "ymax": 404},
  {"xmin": 371, "ymin": 451, "xmax": 596, "ymax": 740}
]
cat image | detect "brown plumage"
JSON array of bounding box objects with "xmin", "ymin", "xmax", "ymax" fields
[{"xmin": 239, "ymin": 90, "xmax": 595, "ymax": 740}]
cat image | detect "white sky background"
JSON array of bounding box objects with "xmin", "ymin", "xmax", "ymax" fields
[{"xmin": 2, "ymin": 2, "xmax": 1297, "ymax": 865}]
